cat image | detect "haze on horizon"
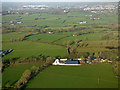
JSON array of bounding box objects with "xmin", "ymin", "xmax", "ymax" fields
[{"xmin": 2, "ymin": 0, "xmax": 119, "ymax": 2}]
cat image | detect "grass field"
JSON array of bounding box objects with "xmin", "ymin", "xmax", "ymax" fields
[
  {"xmin": 2, "ymin": 5, "xmax": 118, "ymax": 89},
  {"xmin": 2, "ymin": 41, "xmax": 67, "ymax": 59},
  {"xmin": 26, "ymin": 64, "xmax": 118, "ymax": 88},
  {"xmin": 2, "ymin": 32, "xmax": 32, "ymax": 42},
  {"xmin": 54, "ymin": 33, "xmax": 104, "ymax": 45},
  {"xmin": 2, "ymin": 12, "xmax": 118, "ymax": 27},
  {"xmin": 2, "ymin": 64, "xmax": 42, "ymax": 87},
  {"xmin": 24, "ymin": 33, "xmax": 68, "ymax": 43}
]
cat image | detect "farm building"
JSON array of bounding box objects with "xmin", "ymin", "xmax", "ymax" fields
[
  {"xmin": 48, "ymin": 31, "xmax": 53, "ymax": 34},
  {"xmin": 100, "ymin": 59, "xmax": 107, "ymax": 62},
  {"xmin": 73, "ymin": 34, "xmax": 78, "ymax": 36},
  {"xmin": 79, "ymin": 21, "xmax": 87, "ymax": 24},
  {"xmin": 65, "ymin": 60, "xmax": 80, "ymax": 64},
  {"xmin": 60, "ymin": 59, "xmax": 67, "ymax": 61},
  {"xmin": 17, "ymin": 21, "xmax": 22, "ymax": 24},
  {"xmin": 53, "ymin": 59, "xmax": 81, "ymax": 65}
]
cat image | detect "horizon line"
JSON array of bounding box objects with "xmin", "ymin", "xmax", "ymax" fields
[{"xmin": 2, "ymin": 1, "xmax": 119, "ymax": 2}]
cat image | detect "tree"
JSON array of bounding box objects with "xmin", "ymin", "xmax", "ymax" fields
[
  {"xmin": 14, "ymin": 69, "xmax": 31, "ymax": 88},
  {"xmin": 5, "ymin": 82, "xmax": 10, "ymax": 88},
  {"xmin": 9, "ymin": 58, "xmax": 15, "ymax": 65},
  {"xmin": 31, "ymin": 66, "xmax": 39, "ymax": 75},
  {"xmin": 46, "ymin": 57, "xmax": 54, "ymax": 65}
]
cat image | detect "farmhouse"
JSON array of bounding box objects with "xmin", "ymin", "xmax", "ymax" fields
[
  {"xmin": 79, "ymin": 21, "xmax": 87, "ymax": 24},
  {"xmin": 73, "ymin": 34, "xmax": 77, "ymax": 36},
  {"xmin": 100, "ymin": 59, "xmax": 107, "ymax": 63},
  {"xmin": 48, "ymin": 31, "xmax": 53, "ymax": 34}
]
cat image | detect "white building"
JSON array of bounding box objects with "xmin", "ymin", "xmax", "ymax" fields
[
  {"xmin": 100, "ymin": 59, "xmax": 106, "ymax": 62},
  {"xmin": 52, "ymin": 59, "xmax": 60, "ymax": 65},
  {"xmin": 79, "ymin": 21, "xmax": 87, "ymax": 24},
  {"xmin": 48, "ymin": 31, "xmax": 53, "ymax": 34},
  {"xmin": 60, "ymin": 59, "xmax": 67, "ymax": 61},
  {"xmin": 78, "ymin": 58, "xmax": 82, "ymax": 60}
]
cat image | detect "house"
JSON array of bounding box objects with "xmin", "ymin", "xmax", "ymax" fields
[
  {"xmin": 78, "ymin": 58, "xmax": 82, "ymax": 60},
  {"xmin": 64, "ymin": 10, "xmax": 69, "ymax": 13},
  {"xmin": 48, "ymin": 31, "xmax": 53, "ymax": 34},
  {"xmin": 79, "ymin": 21, "xmax": 87, "ymax": 24},
  {"xmin": 100, "ymin": 59, "xmax": 106, "ymax": 62},
  {"xmin": 73, "ymin": 34, "xmax": 77, "ymax": 37},
  {"xmin": 108, "ymin": 60, "xmax": 112, "ymax": 63}
]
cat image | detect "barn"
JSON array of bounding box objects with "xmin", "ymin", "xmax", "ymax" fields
[{"xmin": 65, "ymin": 60, "xmax": 80, "ymax": 64}]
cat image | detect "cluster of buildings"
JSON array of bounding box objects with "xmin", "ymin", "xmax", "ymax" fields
[
  {"xmin": 23, "ymin": 5, "xmax": 48, "ymax": 10},
  {"xmin": 83, "ymin": 4, "xmax": 117, "ymax": 11},
  {"xmin": 0, "ymin": 49, "xmax": 13, "ymax": 58},
  {"xmin": 79, "ymin": 21, "xmax": 87, "ymax": 24},
  {"xmin": 10, "ymin": 21, "xmax": 22, "ymax": 25},
  {"xmin": 53, "ymin": 57, "xmax": 112, "ymax": 66}
]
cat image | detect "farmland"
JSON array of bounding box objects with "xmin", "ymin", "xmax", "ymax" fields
[
  {"xmin": 1, "ymin": 2, "xmax": 119, "ymax": 89},
  {"xmin": 26, "ymin": 64, "xmax": 118, "ymax": 88},
  {"xmin": 2, "ymin": 41, "xmax": 67, "ymax": 59},
  {"xmin": 2, "ymin": 64, "xmax": 42, "ymax": 87}
]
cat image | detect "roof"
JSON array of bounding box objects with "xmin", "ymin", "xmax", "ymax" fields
[
  {"xmin": 65, "ymin": 60, "xmax": 78, "ymax": 64},
  {"xmin": 60, "ymin": 59, "xmax": 67, "ymax": 61},
  {"xmin": 91, "ymin": 57, "xmax": 96, "ymax": 60}
]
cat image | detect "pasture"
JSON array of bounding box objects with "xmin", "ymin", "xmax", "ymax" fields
[
  {"xmin": 2, "ymin": 41, "xmax": 67, "ymax": 60},
  {"xmin": 24, "ymin": 33, "xmax": 68, "ymax": 43},
  {"xmin": 26, "ymin": 64, "xmax": 118, "ymax": 88},
  {"xmin": 2, "ymin": 64, "xmax": 42, "ymax": 87},
  {"xmin": 2, "ymin": 4, "xmax": 118, "ymax": 89}
]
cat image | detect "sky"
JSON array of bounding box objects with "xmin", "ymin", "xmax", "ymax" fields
[{"xmin": 1, "ymin": 0, "xmax": 120, "ymax": 2}]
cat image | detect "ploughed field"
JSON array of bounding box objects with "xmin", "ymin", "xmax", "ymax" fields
[{"xmin": 26, "ymin": 64, "xmax": 118, "ymax": 88}]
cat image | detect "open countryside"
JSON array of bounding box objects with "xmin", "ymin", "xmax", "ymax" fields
[
  {"xmin": 26, "ymin": 64, "xmax": 118, "ymax": 88},
  {"xmin": 1, "ymin": 2, "xmax": 119, "ymax": 89}
]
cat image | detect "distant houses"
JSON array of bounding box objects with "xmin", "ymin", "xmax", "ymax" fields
[
  {"xmin": 10, "ymin": 21, "xmax": 23, "ymax": 25},
  {"xmin": 79, "ymin": 21, "xmax": 87, "ymax": 24},
  {"xmin": 90, "ymin": 18, "xmax": 101, "ymax": 20}
]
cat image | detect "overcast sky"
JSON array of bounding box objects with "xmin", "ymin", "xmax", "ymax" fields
[{"xmin": 1, "ymin": 0, "xmax": 119, "ymax": 2}]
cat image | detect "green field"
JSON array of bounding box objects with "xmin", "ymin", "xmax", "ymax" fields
[
  {"xmin": 26, "ymin": 64, "xmax": 118, "ymax": 88},
  {"xmin": 24, "ymin": 33, "xmax": 68, "ymax": 43},
  {"xmin": 2, "ymin": 64, "xmax": 41, "ymax": 87},
  {"xmin": 2, "ymin": 3, "xmax": 119, "ymax": 89},
  {"xmin": 2, "ymin": 41, "xmax": 67, "ymax": 59}
]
